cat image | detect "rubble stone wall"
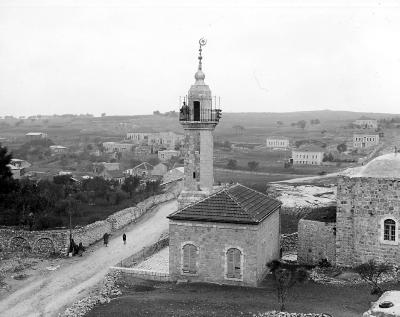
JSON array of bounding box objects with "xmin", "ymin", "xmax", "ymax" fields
[
  {"xmin": 0, "ymin": 228, "xmax": 69, "ymax": 254},
  {"xmin": 281, "ymin": 232, "xmax": 298, "ymax": 252}
]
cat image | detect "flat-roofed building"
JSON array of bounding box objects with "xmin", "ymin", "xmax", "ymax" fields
[
  {"xmin": 353, "ymin": 132, "xmax": 379, "ymax": 149},
  {"xmin": 292, "ymin": 146, "xmax": 325, "ymax": 165},
  {"xmin": 353, "ymin": 116, "xmax": 378, "ymax": 129},
  {"xmin": 26, "ymin": 132, "xmax": 48, "ymax": 140},
  {"xmin": 158, "ymin": 149, "xmax": 180, "ymax": 162},
  {"xmin": 266, "ymin": 137, "xmax": 289, "ymax": 149},
  {"xmin": 49, "ymin": 145, "xmax": 68, "ymax": 155}
]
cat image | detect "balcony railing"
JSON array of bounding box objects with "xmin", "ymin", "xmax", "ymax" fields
[{"xmin": 179, "ymin": 106, "xmax": 222, "ymax": 123}]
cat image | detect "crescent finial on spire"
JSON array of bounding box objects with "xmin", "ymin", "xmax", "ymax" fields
[{"xmin": 198, "ymin": 38, "xmax": 207, "ymax": 71}]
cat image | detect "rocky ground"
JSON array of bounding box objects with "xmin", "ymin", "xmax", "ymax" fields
[
  {"xmin": 60, "ymin": 271, "xmax": 122, "ymax": 317},
  {"xmin": 133, "ymin": 246, "xmax": 169, "ymax": 273}
]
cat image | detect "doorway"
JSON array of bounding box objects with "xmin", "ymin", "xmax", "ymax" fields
[{"xmin": 193, "ymin": 101, "xmax": 200, "ymax": 121}]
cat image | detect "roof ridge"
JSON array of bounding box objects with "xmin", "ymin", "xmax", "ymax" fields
[
  {"xmin": 225, "ymin": 184, "xmax": 256, "ymax": 221},
  {"xmin": 167, "ymin": 186, "xmax": 227, "ymax": 218}
]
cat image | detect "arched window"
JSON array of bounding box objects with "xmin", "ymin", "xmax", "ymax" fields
[
  {"xmin": 384, "ymin": 219, "xmax": 396, "ymax": 241},
  {"xmin": 226, "ymin": 248, "xmax": 242, "ymax": 279},
  {"xmin": 182, "ymin": 244, "xmax": 197, "ymax": 274}
]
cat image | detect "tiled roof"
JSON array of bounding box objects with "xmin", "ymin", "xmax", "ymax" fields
[{"xmin": 168, "ymin": 184, "xmax": 281, "ymax": 225}]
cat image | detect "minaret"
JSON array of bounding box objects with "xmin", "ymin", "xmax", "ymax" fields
[{"xmin": 178, "ymin": 38, "xmax": 222, "ymax": 207}]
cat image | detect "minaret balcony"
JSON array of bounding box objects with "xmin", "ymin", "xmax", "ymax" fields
[{"xmin": 179, "ymin": 107, "xmax": 222, "ymax": 126}]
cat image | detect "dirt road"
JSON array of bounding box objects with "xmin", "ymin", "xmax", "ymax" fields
[{"xmin": 0, "ymin": 199, "xmax": 178, "ymax": 317}]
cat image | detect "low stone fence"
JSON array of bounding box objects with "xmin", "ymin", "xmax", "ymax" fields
[
  {"xmin": 281, "ymin": 232, "xmax": 298, "ymax": 252},
  {"xmin": 110, "ymin": 233, "xmax": 170, "ymax": 281},
  {"xmin": 253, "ymin": 312, "xmax": 331, "ymax": 317},
  {"xmin": 109, "ymin": 267, "xmax": 170, "ymax": 282},
  {"xmin": 0, "ymin": 227, "xmax": 69, "ymax": 255},
  {"xmin": 118, "ymin": 234, "xmax": 169, "ymax": 268},
  {"xmin": 0, "ymin": 181, "xmax": 182, "ymax": 256}
]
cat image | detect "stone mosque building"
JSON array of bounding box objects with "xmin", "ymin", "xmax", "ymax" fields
[
  {"xmin": 168, "ymin": 40, "xmax": 281, "ymax": 286},
  {"xmin": 299, "ymin": 152, "xmax": 400, "ymax": 267}
]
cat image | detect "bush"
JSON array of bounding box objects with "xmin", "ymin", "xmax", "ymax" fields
[
  {"xmin": 353, "ymin": 259, "xmax": 392, "ymax": 295},
  {"xmin": 318, "ymin": 258, "xmax": 331, "ymax": 268}
]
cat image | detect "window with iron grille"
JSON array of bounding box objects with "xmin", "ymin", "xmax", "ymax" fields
[
  {"xmin": 384, "ymin": 219, "xmax": 396, "ymax": 241},
  {"xmin": 182, "ymin": 244, "xmax": 197, "ymax": 274},
  {"xmin": 226, "ymin": 248, "xmax": 242, "ymax": 279}
]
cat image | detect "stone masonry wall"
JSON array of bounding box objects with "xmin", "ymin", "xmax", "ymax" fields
[
  {"xmin": 281, "ymin": 232, "xmax": 298, "ymax": 252},
  {"xmin": 336, "ymin": 176, "xmax": 400, "ymax": 267},
  {"xmin": 0, "ymin": 228, "xmax": 69, "ymax": 255},
  {"xmin": 298, "ymin": 219, "xmax": 336, "ymax": 265}
]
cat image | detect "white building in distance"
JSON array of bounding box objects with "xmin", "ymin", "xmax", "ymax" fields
[
  {"xmin": 158, "ymin": 149, "xmax": 180, "ymax": 162},
  {"xmin": 266, "ymin": 137, "xmax": 289, "ymax": 149},
  {"xmin": 292, "ymin": 146, "xmax": 325, "ymax": 165},
  {"xmin": 353, "ymin": 117, "xmax": 378, "ymax": 129},
  {"xmin": 353, "ymin": 133, "xmax": 380, "ymax": 149},
  {"xmin": 50, "ymin": 145, "xmax": 68, "ymax": 155},
  {"xmin": 26, "ymin": 132, "xmax": 48, "ymax": 140},
  {"xmin": 126, "ymin": 132, "xmax": 184, "ymax": 149},
  {"xmin": 102, "ymin": 142, "xmax": 135, "ymax": 153}
]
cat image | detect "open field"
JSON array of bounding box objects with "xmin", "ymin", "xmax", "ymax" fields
[{"xmin": 86, "ymin": 275, "xmax": 400, "ymax": 317}]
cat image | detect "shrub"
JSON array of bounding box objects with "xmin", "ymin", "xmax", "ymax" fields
[{"xmin": 353, "ymin": 259, "xmax": 392, "ymax": 295}]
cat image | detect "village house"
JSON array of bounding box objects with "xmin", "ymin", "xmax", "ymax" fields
[
  {"xmin": 298, "ymin": 153, "xmax": 400, "ymax": 267},
  {"xmin": 266, "ymin": 136, "xmax": 290, "ymax": 149},
  {"xmin": 124, "ymin": 162, "xmax": 153, "ymax": 178},
  {"xmin": 102, "ymin": 142, "xmax": 135, "ymax": 153},
  {"xmin": 353, "ymin": 132, "xmax": 380, "ymax": 149},
  {"xmin": 291, "ymin": 146, "xmax": 325, "ymax": 165},
  {"xmin": 353, "ymin": 116, "xmax": 378, "ymax": 129},
  {"xmin": 26, "ymin": 132, "xmax": 48, "ymax": 140},
  {"xmin": 9, "ymin": 158, "xmax": 31, "ymax": 169},
  {"xmin": 100, "ymin": 169, "xmax": 126, "ymax": 184},
  {"xmin": 152, "ymin": 163, "xmax": 168, "ymax": 177},
  {"xmin": 158, "ymin": 149, "xmax": 180, "ymax": 162},
  {"xmin": 126, "ymin": 131, "xmax": 184, "ymax": 150},
  {"xmin": 92, "ymin": 162, "xmax": 120, "ymax": 174},
  {"xmin": 49, "ymin": 145, "xmax": 68, "ymax": 155}
]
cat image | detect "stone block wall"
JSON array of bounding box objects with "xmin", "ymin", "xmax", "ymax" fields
[
  {"xmin": 336, "ymin": 176, "xmax": 400, "ymax": 267},
  {"xmin": 298, "ymin": 219, "xmax": 336, "ymax": 265},
  {"xmin": 0, "ymin": 228, "xmax": 69, "ymax": 255}
]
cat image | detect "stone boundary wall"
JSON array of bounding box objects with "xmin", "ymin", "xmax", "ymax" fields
[
  {"xmin": 0, "ymin": 182, "xmax": 182, "ymax": 256},
  {"xmin": 298, "ymin": 219, "xmax": 336, "ymax": 266},
  {"xmin": 281, "ymin": 232, "xmax": 298, "ymax": 252},
  {"xmin": 253, "ymin": 312, "xmax": 330, "ymax": 317},
  {"xmin": 109, "ymin": 267, "xmax": 170, "ymax": 282},
  {"xmin": 118, "ymin": 235, "xmax": 169, "ymax": 267},
  {"xmin": 0, "ymin": 228, "xmax": 69, "ymax": 255},
  {"xmin": 110, "ymin": 234, "xmax": 169, "ymax": 281}
]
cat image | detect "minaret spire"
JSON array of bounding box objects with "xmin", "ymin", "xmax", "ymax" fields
[
  {"xmin": 195, "ymin": 38, "xmax": 207, "ymax": 83},
  {"xmin": 198, "ymin": 38, "xmax": 206, "ymax": 71}
]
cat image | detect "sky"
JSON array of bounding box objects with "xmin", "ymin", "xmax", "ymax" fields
[{"xmin": 1, "ymin": 0, "xmax": 400, "ymax": 117}]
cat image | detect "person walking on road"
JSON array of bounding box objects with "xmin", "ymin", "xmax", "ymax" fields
[
  {"xmin": 122, "ymin": 233, "xmax": 126, "ymax": 245},
  {"xmin": 103, "ymin": 232, "xmax": 109, "ymax": 247}
]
